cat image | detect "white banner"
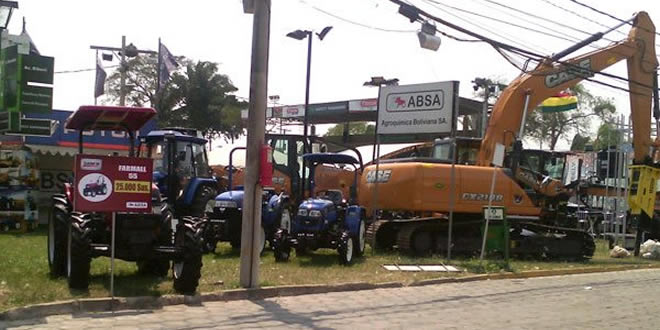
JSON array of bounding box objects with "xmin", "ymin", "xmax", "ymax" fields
[{"xmin": 377, "ymin": 81, "xmax": 457, "ymax": 135}]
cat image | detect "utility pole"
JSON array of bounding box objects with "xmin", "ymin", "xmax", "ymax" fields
[
  {"xmin": 90, "ymin": 37, "xmax": 157, "ymax": 106},
  {"xmin": 240, "ymin": 0, "xmax": 270, "ymax": 288}
]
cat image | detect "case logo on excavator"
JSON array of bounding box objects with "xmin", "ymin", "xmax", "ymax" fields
[
  {"xmin": 461, "ymin": 193, "xmax": 503, "ymax": 202},
  {"xmin": 545, "ymin": 59, "xmax": 593, "ymax": 88},
  {"xmin": 365, "ymin": 169, "xmax": 392, "ymax": 183}
]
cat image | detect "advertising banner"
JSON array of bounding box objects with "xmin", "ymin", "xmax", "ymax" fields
[
  {"xmin": 348, "ymin": 98, "xmax": 378, "ymax": 113},
  {"xmin": 307, "ymin": 101, "xmax": 348, "ymax": 118},
  {"xmin": 73, "ymin": 155, "xmax": 152, "ymax": 213},
  {"xmin": 377, "ymin": 81, "xmax": 458, "ymax": 135}
]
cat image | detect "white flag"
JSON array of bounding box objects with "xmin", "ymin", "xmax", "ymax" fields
[
  {"xmin": 94, "ymin": 56, "xmax": 107, "ymax": 98},
  {"xmin": 159, "ymin": 42, "xmax": 178, "ymax": 89}
]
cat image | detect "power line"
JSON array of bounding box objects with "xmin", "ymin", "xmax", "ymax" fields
[
  {"xmin": 391, "ymin": 0, "xmax": 658, "ymax": 94},
  {"xmin": 299, "ymin": 0, "xmax": 416, "ymax": 33},
  {"xmin": 479, "ymin": 0, "xmax": 618, "ymax": 44},
  {"xmin": 569, "ymin": 0, "xmax": 660, "ymax": 38},
  {"xmin": 539, "ymin": 0, "xmax": 660, "ymax": 50},
  {"xmin": 425, "ymin": 0, "xmax": 583, "ymax": 44},
  {"xmin": 54, "ymin": 65, "xmax": 119, "ymax": 74},
  {"xmin": 416, "ymin": 0, "xmax": 552, "ymax": 56}
]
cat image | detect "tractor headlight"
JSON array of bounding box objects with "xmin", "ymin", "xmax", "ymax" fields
[
  {"xmin": 308, "ymin": 210, "xmax": 322, "ymax": 218},
  {"xmin": 215, "ymin": 200, "xmax": 238, "ymax": 208},
  {"xmin": 297, "ymin": 209, "xmax": 308, "ymax": 216}
]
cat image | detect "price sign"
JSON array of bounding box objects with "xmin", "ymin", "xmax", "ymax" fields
[{"xmin": 73, "ymin": 155, "xmax": 153, "ymax": 213}]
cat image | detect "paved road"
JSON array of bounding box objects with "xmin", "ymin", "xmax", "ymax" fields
[{"xmin": 4, "ymin": 269, "xmax": 660, "ymax": 329}]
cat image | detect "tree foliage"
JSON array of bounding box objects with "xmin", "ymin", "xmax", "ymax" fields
[
  {"xmin": 524, "ymin": 84, "xmax": 615, "ymax": 150},
  {"xmin": 569, "ymin": 133, "xmax": 591, "ymax": 151},
  {"xmin": 103, "ymin": 56, "xmax": 245, "ymax": 142},
  {"xmin": 593, "ymin": 122, "xmax": 623, "ymax": 150},
  {"xmin": 324, "ymin": 122, "xmax": 375, "ymax": 137}
]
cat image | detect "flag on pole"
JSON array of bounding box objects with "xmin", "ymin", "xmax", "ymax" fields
[
  {"xmin": 540, "ymin": 91, "xmax": 578, "ymax": 113},
  {"xmin": 158, "ymin": 42, "xmax": 178, "ymax": 89},
  {"xmin": 94, "ymin": 56, "xmax": 107, "ymax": 98}
]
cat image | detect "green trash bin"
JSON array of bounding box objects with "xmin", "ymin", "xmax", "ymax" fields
[{"xmin": 481, "ymin": 206, "xmax": 509, "ymax": 260}]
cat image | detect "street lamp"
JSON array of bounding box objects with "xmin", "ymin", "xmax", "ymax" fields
[
  {"xmin": 286, "ymin": 26, "xmax": 332, "ymax": 145},
  {"xmin": 287, "ymin": 25, "xmax": 332, "ymax": 195},
  {"xmin": 0, "ymin": 1, "xmax": 18, "ymax": 29}
]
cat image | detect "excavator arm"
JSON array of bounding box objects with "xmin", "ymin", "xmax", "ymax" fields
[{"xmin": 477, "ymin": 11, "xmax": 658, "ymax": 166}]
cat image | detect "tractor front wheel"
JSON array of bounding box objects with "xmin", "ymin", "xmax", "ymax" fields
[
  {"xmin": 338, "ymin": 231, "xmax": 356, "ymax": 265},
  {"xmin": 172, "ymin": 217, "xmax": 203, "ymax": 295},
  {"xmin": 48, "ymin": 206, "xmax": 68, "ymax": 277},
  {"xmin": 67, "ymin": 215, "xmax": 91, "ymax": 290}
]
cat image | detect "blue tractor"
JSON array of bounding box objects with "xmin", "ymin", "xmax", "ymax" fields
[
  {"xmin": 271, "ymin": 153, "xmax": 366, "ymax": 265},
  {"xmin": 204, "ymin": 134, "xmax": 363, "ymax": 254},
  {"xmin": 140, "ymin": 128, "xmax": 219, "ymax": 219}
]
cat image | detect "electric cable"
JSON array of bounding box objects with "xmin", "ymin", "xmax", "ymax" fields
[
  {"xmin": 478, "ymin": 0, "xmax": 619, "ymax": 44},
  {"xmin": 299, "ymin": 0, "xmax": 416, "ymax": 33},
  {"xmin": 569, "ymin": 0, "xmax": 660, "ymax": 38},
  {"xmin": 55, "ymin": 65, "xmax": 120, "ymax": 74},
  {"xmin": 425, "ymin": 0, "xmax": 584, "ymax": 44}
]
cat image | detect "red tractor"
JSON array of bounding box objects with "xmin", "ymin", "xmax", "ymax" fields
[
  {"xmin": 82, "ymin": 176, "xmax": 108, "ymax": 197},
  {"xmin": 47, "ymin": 106, "xmax": 204, "ymax": 294}
]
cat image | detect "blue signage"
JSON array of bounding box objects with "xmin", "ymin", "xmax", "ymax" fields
[{"xmin": 25, "ymin": 110, "xmax": 156, "ymax": 150}]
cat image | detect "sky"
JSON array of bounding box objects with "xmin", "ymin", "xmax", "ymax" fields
[{"xmin": 10, "ymin": 0, "xmax": 660, "ymax": 165}]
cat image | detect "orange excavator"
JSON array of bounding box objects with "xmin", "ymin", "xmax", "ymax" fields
[{"xmin": 361, "ymin": 12, "xmax": 658, "ymax": 259}]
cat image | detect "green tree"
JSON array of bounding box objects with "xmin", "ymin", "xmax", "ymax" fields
[
  {"xmin": 593, "ymin": 122, "xmax": 623, "ymax": 150},
  {"xmin": 324, "ymin": 122, "xmax": 375, "ymax": 137},
  {"xmin": 104, "ymin": 56, "xmax": 245, "ymax": 141},
  {"xmin": 569, "ymin": 133, "xmax": 591, "ymax": 151},
  {"xmin": 524, "ymin": 84, "xmax": 615, "ymax": 150}
]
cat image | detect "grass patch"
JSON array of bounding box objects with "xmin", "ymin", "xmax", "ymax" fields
[{"xmin": 1, "ymin": 227, "xmax": 658, "ymax": 312}]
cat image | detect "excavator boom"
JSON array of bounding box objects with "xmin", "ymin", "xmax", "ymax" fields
[{"xmin": 477, "ymin": 12, "xmax": 657, "ymax": 166}]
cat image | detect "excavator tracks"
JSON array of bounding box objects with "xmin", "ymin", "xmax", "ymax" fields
[{"xmin": 367, "ymin": 217, "xmax": 595, "ymax": 260}]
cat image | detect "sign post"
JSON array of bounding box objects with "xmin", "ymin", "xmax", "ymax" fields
[
  {"xmin": 73, "ymin": 154, "xmax": 153, "ymax": 307},
  {"xmin": 480, "ymin": 143, "xmax": 505, "ymax": 261}
]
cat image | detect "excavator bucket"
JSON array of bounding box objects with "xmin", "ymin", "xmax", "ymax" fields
[{"xmin": 628, "ymin": 165, "xmax": 660, "ymax": 217}]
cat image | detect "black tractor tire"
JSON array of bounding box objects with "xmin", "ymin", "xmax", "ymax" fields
[
  {"xmin": 172, "ymin": 217, "xmax": 203, "ymax": 295},
  {"xmin": 273, "ymin": 230, "xmax": 291, "ymax": 262},
  {"xmin": 48, "ymin": 206, "xmax": 68, "ymax": 277},
  {"xmin": 354, "ymin": 219, "xmax": 366, "ymax": 257},
  {"xmin": 138, "ymin": 205, "xmax": 173, "ymax": 277},
  {"xmin": 338, "ymin": 231, "xmax": 356, "ymax": 265},
  {"xmin": 67, "ymin": 214, "xmax": 92, "ymax": 290},
  {"xmin": 190, "ymin": 186, "xmax": 217, "ymax": 217}
]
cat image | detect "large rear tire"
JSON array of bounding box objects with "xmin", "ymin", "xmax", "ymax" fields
[
  {"xmin": 354, "ymin": 220, "xmax": 366, "ymax": 257},
  {"xmin": 173, "ymin": 217, "xmax": 203, "ymax": 295},
  {"xmin": 67, "ymin": 214, "xmax": 91, "ymax": 290},
  {"xmin": 48, "ymin": 205, "xmax": 68, "ymax": 277}
]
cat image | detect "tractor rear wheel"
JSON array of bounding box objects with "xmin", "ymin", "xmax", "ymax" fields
[
  {"xmin": 67, "ymin": 214, "xmax": 91, "ymax": 290},
  {"xmin": 354, "ymin": 220, "xmax": 366, "ymax": 257},
  {"xmin": 48, "ymin": 205, "xmax": 68, "ymax": 277},
  {"xmin": 173, "ymin": 217, "xmax": 203, "ymax": 295},
  {"xmin": 191, "ymin": 186, "xmax": 217, "ymax": 217}
]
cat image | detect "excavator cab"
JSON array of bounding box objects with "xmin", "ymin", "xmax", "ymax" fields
[{"xmin": 432, "ymin": 137, "xmax": 482, "ymax": 165}]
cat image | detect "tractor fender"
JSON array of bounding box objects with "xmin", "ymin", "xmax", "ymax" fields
[
  {"xmin": 183, "ymin": 178, "xmax": 218, "ymax": 206},
  {"xmin": 344, "ymin": 205, "xmax": 363, "ymax": 236}
]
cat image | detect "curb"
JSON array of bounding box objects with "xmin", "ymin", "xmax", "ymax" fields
[{"xmin": 2, "ymin": 264, "xmax": 660, "ymax": 321}]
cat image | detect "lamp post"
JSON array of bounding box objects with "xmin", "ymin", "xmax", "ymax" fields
[{"xmin": 287, "ymin": 26, "xmax": 332, "ymax": 195}]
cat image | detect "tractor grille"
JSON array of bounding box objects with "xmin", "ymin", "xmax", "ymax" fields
[{"xmin": 212, "ymin": 207, "xmax": 241, "ymax": 220}]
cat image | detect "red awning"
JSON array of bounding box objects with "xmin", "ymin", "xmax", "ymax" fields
[{"xmin": 65, "ymin": 106, "xmax": 156, "ymax": 131}]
